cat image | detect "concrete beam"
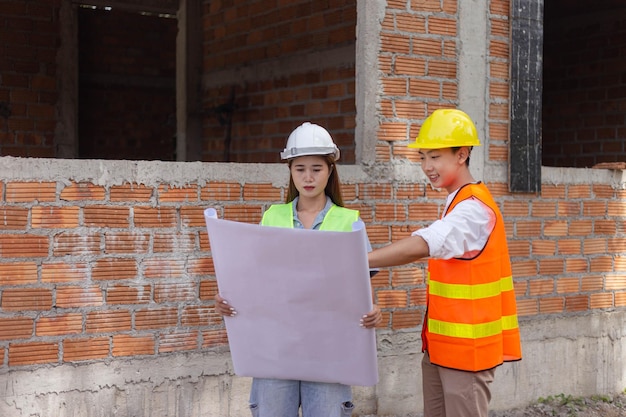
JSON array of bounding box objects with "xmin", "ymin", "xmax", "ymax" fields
[{"xmin": 72, "ymin": 0, "xmax": 179, "ymax": 14}]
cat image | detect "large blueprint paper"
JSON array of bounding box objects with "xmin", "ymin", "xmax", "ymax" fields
[{"xmin": 204, "ymin": 208, "xmax": 378, "ymax": 386}]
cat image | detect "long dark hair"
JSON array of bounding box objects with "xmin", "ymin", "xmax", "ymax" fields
[{"xmin": 285, "ymin": 155, "xmax": 344, "ymax": 207}]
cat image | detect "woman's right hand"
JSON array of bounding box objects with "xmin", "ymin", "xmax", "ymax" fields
[{"xmin": 214, "ymin": 293, "xmax": 237, "ymax": 317}]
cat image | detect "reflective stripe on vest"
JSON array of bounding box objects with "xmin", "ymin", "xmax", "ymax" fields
[
  {"xmin": 424, "ymin": 183, "xmax": 522, "ymax": 371},
  {"xmin": 428, "ymin": 312, "xmax": 520, "ymax": 339},
  {"xmin": 261, "ymin": 202, "xmax": 359, "ymax": 231},
  {"xmin": 428, "ymin": 275, "xmax": 515, "ymax": 299}
]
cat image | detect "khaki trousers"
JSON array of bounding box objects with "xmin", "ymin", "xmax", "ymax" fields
[{"xmin": 421, "ymin": 352, "xmax": 495, "ymax": 417}]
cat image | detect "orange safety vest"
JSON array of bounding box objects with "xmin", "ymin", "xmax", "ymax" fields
[{"xmin": 422, "ymin": 182, "xmax": 522, "ymax": 372}]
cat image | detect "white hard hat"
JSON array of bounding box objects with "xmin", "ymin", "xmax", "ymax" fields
[{"xmin": 280, "ymin": 122, "xmax": 340, "ymax": 161}]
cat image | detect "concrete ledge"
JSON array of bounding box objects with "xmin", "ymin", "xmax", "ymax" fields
[{"xmin": 2, "ymin": 156, "xmax": 624, "ymax": 190}]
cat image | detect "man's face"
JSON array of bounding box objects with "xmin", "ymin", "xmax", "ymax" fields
[{"xmin": 417, "ymin": 147, "xmax": 468, "ymax": 192}]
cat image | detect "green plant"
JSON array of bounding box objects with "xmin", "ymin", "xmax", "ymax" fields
[{"xmin": 590, "ymin": 394, "xmax": 611, "ymax": 403}]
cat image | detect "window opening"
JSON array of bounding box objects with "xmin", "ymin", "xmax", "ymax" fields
[
  {"xmin": 542, "ymin": 0, "xmax": 626, "ymax": 168},
  {"xmin": 77, "ymin": 4, "xmax": 177, "ymax": 160}
]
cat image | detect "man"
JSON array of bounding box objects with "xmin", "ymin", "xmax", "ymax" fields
[{"xmin": 368, "ymin": 109, "xmax": 522, "ymax": 417}]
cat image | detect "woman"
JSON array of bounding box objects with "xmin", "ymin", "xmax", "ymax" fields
[{"xmin": 215, "ymin": 122, "xmax": 382, "ymax": 417}]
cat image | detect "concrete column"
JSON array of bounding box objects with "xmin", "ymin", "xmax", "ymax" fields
[
  {"xmin": 355, "ymin": 0, "xmax": 386, "ymax": 165},
  {"xmin": 176, "ymin": 0, "xmax": 203, "ymax": 161},
  {"xmin": 55, "ymin": 0, "xmax": 78, "ymax": 158},
  {"xmin": 458, "ymin": 0, "xmax": 488, "ymax": 181}
]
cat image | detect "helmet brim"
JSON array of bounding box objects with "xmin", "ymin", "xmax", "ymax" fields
[
  {"xmin": 408, "ymin": 141, "xmax": 480, "ymax": 149},
  {"xmin": 280, "ymin": 147, "xmax": 340, "ymax": 161}
]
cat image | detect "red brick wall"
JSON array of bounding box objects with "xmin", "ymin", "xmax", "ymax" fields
[
  {"xmin": 3, "ymin": 0, "xmax": 625, "ymax": 167},
  {"xmin": 376, "ymin": 0, "xmax": 510, "ymax": 162},
  {"xmin": 0, "ymin": 0, "xmax": 60, "ymax": 158},
  {"xmin": 202, "ymin": 0, "xmax": 358, "ymax": 163},
  {"xmin": 0, "ymin": 180, "xmax": 223, "ymax": 366},
  {"xmin": 377, "ymin": 0, "xmax": 478, "ymax": 162},
  {"xmin": 0, "ymin": 176, "xmax": 624, "ymax": 367},
  {"xmin": 369, "ymin": 182, "xmax": 626, "ymax": 324}
]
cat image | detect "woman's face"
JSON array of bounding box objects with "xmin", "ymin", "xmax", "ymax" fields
[{"xmin": 289, "ymin": 155, "xmax": 331, "ymax": 198}]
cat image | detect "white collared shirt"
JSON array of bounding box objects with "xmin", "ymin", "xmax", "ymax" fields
[{"xmin": 412, "ymin": 187, "xmax": 496, "ymax": 260}]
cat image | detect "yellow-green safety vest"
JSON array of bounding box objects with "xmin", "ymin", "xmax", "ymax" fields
[{"xmin": 261, "ymin": 202, "xmax": 359, "ymax": 231}]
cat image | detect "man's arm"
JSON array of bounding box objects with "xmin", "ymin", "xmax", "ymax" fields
[{"xmin": 368, "ymin": 235, "xmax": 430, "ymax": 268}]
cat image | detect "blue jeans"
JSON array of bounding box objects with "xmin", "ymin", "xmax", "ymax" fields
[{"xmin": 249, "ymin": 378, "xmax": 354, "ymax": 417}]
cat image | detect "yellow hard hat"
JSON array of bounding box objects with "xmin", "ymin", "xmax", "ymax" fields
[{"xmin": 408, "ymin": 109, "xmax": 481, "ymax": 149}]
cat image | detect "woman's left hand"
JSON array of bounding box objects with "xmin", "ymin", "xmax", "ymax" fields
[{"xmin": 360, "ymin": 304, "xmax": 382, "ymax": 328}]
